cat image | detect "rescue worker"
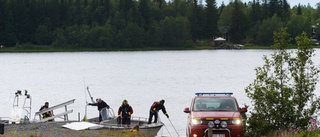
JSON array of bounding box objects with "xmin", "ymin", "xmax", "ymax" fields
[
  {"xmin": 117, "ymin": 99, "xmax": 133, "ymax": 126},
  {"xmin": 130, "ymin": 124, "xmax": 139, "ymax": 132},
  {"xmin": 88, "ymin": 98, "xmax": 110, "ymax": 122},
  {"xmin": 39, "ymin": 102, "xmax": 53, "ymax": 121},
  {"xmin": 148, "ymin": 99, "xmax": 169, "ymax": 124}
]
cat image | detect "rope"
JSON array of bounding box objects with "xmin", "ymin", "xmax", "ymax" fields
[
  {"xmin": 168, "ymin": 118, "xmax": 180, "ymax": 136},
  {"xmin": 163, "ymin": 124, "xmax": 173, "ymax": 137},
  {"xmin": 158, "ymin": 111, "xmax": 172, "ymax": 137}
]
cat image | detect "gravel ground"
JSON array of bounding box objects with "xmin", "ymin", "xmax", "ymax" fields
[
  {"xmin": 2, "ymin": 121, "xmax": 101, "ymax": 137},
  {"xmin": 2, "ymin": 121, "xmax": 150, "ymax": 137}
]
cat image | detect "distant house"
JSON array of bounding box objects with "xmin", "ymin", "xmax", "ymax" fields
[
  {"xmin": 214, "ymin": 37, "xmax": 226, "ymax": 42},
  {"xmin": 212, "ymin": 37, "xmax": 244, "ymax": 49}
]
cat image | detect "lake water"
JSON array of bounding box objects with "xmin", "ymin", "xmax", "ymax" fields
[{"xmin": 0, "ymin": 49, "xmax": 319, "ymax": 136}]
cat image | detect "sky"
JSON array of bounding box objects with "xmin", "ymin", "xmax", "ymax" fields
[{"xmin": 216, "ymin": 0, "xmax": 319, "ymax": 8}]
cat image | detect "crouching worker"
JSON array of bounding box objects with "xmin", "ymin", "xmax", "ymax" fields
[
  {"xmin": 88, "ymin": 98, "xmax": 110, "ymax": 122},
  {"xmin": 117, "ymin": 100, "xmax": 133, "ymax": 127},
  {"xmin": 39, "ymin": 102, "xmax": 53, "ymax": 121},
  {"xmin": 130, "ymin": 125, "xmax": 139, "ymax": 132},
  {"xmin": 148, "ymin": 99, "xmax": 169, "ymax": 124}
]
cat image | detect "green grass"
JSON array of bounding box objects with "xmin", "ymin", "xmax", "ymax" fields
[
  {"xmin": 258, "ymin": 130, "xmax": 320, "ymax": 137},
  {"xmin": 0, "ymin": 42, "xmax": 319, "ymax": 53}
]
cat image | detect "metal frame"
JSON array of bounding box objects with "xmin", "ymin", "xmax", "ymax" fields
[{"xmin": 12, "ymin": 90, "xmax": 32, "ymax": 122}]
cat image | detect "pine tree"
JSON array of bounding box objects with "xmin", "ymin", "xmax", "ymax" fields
[
  {"xmin": 205, "ymin": 0, "xmax": 219, "ymax": 39},
  {"xmin": 189, "ymin": 0, "xmax": 201, "ymax": 42},
  {"xmin": 139, "ymin": 0, "xmax": 150, "ymax": 29},
  {"xmin": 250, "ymin": 0, "xmax": 261, "ymax": 23},
  {"xmin": 297, "ymin": 3, "xmax": 302, "ymax": 15},
  {"xmin": 229, "ymin": 0, "xmax": 246, "ymax": 43},
  {"xmin": 261, "ymin": 0, "xmax": 269, "ymax": 20},
  {"xmin": 0, "ymin": 0, "xmax": 5, "ymax": 44},
  {"xmin": 269, "ymin": 0, "xmax": 278, "ymax": 17}
]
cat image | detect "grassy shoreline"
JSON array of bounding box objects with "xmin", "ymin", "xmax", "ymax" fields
[{"xmin": 0, "ymin": 45, "xmax": 312, "ymax": 53}]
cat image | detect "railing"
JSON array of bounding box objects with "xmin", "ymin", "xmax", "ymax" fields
[{"xmin": 131, "ymin": 116, "xmax": 149, "ymax": 122}]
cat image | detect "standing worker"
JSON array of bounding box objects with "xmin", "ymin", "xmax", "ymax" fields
[
  {"xmin": 117, "ymin": 99, "xmax": 133, "ymax": 127},
  {"xmin": 148, "ymin": 99, "xmax": 169, "ymax": 124},
  {"xmin": 88, "ymin": 98, "xmax": 110, "ymax": 122}
]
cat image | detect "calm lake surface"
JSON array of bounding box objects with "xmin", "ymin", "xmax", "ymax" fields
[{"xmin": 1, "ymin": 49, "xmax": 319, "ymax": 136}]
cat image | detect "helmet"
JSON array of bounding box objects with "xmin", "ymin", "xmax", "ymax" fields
[
  {"xmin": 123, "ymin": 99, "xmax": 128, "ymax": 104},
  {"xmin": 160, "ymin": 99, "xmax": 165, "ymax": 104}
]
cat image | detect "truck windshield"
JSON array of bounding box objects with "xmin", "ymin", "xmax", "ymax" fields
[{"xmin": 193, "ymin": 98, "xmax": 237, "ymax": 111}]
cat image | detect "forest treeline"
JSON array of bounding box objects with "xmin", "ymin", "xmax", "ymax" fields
[{"xmin": 0, "ymin": 0, "xmax": 320, "ymax": 49}]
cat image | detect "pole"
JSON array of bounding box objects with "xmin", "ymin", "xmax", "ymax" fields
[
  {"xmin": 83, "ymin": 79, "xmax": 88, "ymax": 119},
  {"xmin": 86, "ymin": 86, "xmax": 95, "ymax": 103}
]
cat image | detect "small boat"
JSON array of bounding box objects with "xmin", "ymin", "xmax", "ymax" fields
[
  {"xmin": 2, "ymin": 89, "xmax": 164, "ymax": 136},
  {"xmin": 86, "ymin": 116, "xmax": 164, "ymax": 136},
  {"xmin": 62, "ymin": 107, "xmax": 164, "ymax": 137}
]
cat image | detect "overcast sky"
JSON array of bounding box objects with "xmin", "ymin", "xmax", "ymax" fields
[{"xmin": 216, "ymin": 0, "xmax": 319, "ymax": 8}]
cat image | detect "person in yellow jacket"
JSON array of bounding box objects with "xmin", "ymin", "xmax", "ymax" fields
[
  {"xmin": 117, "ymin": 100, "xmax": 133, "ymax": 126},
  {"xmin": 147, "ymin": 99, "xmax": 169, "ymax": 124},
  {"xmin": 39, "ymin": 102, "xmax": 53, "ymax": 121}
]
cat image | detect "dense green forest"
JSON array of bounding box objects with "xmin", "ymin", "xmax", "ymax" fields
[{"xmin": 0, "ymin": 0, "xmax": 319, "ymax": 49}]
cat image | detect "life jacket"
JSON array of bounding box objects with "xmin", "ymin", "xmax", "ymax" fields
[
  {"xmin": 118, "ymin": 104, "xmax": 133, "ymax": 117},
  {"xmin": 150, "ymin": 101, "xmax": 167, "ymax": 114},
  {"xmin": 40, "ymin": 106, "xmax": 52, "ymax": 118}
]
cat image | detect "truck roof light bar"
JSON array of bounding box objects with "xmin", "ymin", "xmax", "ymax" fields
[{"xmin": 195, "ymin": 92, "xmax": 233, "ymax": 96}]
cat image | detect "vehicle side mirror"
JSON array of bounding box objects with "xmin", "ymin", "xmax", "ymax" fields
[
  {"xmin": 184, "ymin": 107, "xmax": 190, "ymax": 113},
  {"xmin": 240, "ymin": 107, "xmax": 247, "ymax": 113}
]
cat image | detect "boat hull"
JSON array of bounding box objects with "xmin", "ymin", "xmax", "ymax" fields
[{"xmin": 88, "ymin": 116, "xmax": 164, "ymax": 136}]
